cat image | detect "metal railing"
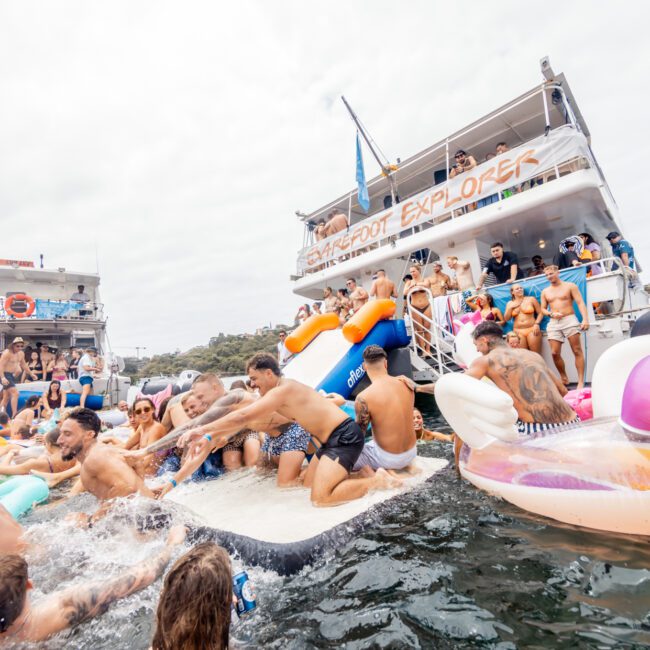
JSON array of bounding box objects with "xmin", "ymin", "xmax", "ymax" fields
[
  {"xmin": 405, "ymin": 286, "xmax": 458, "ymax": 378},
  {"xmin": 0, "ymin": 298, "xmax": 105, "ymax": 322}
]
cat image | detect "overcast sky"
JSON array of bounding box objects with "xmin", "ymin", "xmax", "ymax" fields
[{"xmin": 1, "ymin": 2, "xmax": 648, "ymax": 354}]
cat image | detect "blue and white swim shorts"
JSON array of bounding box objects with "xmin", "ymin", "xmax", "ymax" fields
[{"xmin": 261, "ymin": 423, "xmax": 310, "ymax": 457}]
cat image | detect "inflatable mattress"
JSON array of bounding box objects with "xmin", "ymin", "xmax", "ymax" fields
[{"xmin": 166, "ymin": 456, "xmax": 448, "ymax": 575}]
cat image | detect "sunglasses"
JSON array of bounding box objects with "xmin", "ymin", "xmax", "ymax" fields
[
  {"xmin": 279, "ymin": 334, "xmax": 286, "ymax": 338},
  {"xmin": 134, "ymin": 406, "xmax": 152, "ymax": 415},
  {"xmin": 455, "ymin": 154, "xmax": 464, "ymax": 159}
]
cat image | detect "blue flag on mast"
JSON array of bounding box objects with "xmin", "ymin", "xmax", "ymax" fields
[{"xmin": 356, "ymin": 132, "xmax": 370, "ymax": 212}]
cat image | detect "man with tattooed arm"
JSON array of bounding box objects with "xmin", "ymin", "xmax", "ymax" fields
[
  {"xmin": 352, "ymin": 345, "xmax": 418, "ymax": 475},
  {"xmin": 0, "ymin": 526, "xmax": 186, "ymax": 642},
  {"xmin": 467, "ymin": 321, "xmax": 579, "ymax": 435}
]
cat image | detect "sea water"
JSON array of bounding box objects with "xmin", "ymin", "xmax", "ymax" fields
[{"xmin": 10, "ymin": 402, "xmax": 650, "ymax": 649}]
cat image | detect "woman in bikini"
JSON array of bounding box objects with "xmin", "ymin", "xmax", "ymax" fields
[
  {"xmin": 413, "ymin": 408, "xmax": 453, "ymax": 442},
  {"xmin": 22, "ymin": 351, "xmax": 43, "ymax": 383},
  {"xmin": 124, "ymin": 397, "xmax": 167, "ymax": 476},
  {"xmin": 466, "ymin": 293, "xmax": 505, "ymax": 325},
  {"xmin": 0, "ymin": 428, "xmax": 76, "ymax": 476},
  {"xmin": 41, "ymin": 380, "xmax": 67, "ymax": 418},
  {"xmin": 404, "ymin": 264, "xmax": 433, "ymax": 357},
  {"xmin": 503, "ymin": 283, "xmax": 542, "ymax": 353},
  {"xmin": 48, "ymin": 352, "xmax": 68, "ymax": 381}
]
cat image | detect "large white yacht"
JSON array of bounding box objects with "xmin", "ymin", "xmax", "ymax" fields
[
  {"xmin": 0, "ymin": 258, "xmax": 130, "ymax": 406},
  {"xmin": 292, "ymin": 60, "xmax": 649, "ymax": 384}
]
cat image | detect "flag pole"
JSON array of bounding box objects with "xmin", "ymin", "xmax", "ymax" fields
[{"xmin": 341, "ymin": 95, "xmax": 397, "ymax": 206}]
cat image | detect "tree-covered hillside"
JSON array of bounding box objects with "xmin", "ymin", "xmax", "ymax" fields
[{"xmin": 133, "ymin": 329, "xmax": 285, "ymax": 379}]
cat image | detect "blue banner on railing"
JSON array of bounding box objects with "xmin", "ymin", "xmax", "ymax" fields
[
  {"xmin": 34, "ymin": 300, "xmax": 84, "ymax": 319},
  {"xmin": 486, "ymin": 267, "xmax": 587, "ymax": 333}
]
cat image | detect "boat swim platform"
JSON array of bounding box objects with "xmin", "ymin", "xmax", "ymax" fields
[{"xmin": 165, "ymin": 456, "xmax": 448, "ymax": 575}]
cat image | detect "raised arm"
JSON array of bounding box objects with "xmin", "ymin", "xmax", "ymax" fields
[
  {"xmin": 30, "ymin": 527, "xmax": 186, "ymax": 642},
  {"xmin": 142, "ymin": 390, "xmax": 250, "ymax": 455}
]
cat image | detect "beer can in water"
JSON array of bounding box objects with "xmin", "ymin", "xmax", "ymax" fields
[{"xmin": 233, "ymin": 571, "xmax": 256, "ymax": 617}]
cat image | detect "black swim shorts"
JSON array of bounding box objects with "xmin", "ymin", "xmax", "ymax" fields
[
  {"xmin": 3, "ymin": 372, "xmax": 16, "ymax": 388},
  {"xmin": 315, "ymin": 417, "xmax": 364, "ymax": 473}
]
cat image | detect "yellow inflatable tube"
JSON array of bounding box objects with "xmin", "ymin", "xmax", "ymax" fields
[
  {"xmin": 285, "ymin": 313, "xmax": 340, "ymax": 354},
  {"xmin": 342, "ymin": 299, "xmax": 396, "ymax": 343}
]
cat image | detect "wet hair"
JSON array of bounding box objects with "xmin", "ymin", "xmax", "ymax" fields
[
  {"xmin": 158, "ymin": 397, "xmax": 172, "ymax": 423},
  {"xmin": 363, "ymin": 345, "xmax": 388, "ymax": 363},
  {"xmin": 45, "ymin": 427, "xmax": 61, "ymax": 447},
  {"xmin": 16, "ymin": 424, "xmax": 32, "ymax": 440},
  {"xmin": 579, "ymin": 232, "xmax": 595, "ymax": 245},
  {"xmin": 152, "ymin": 543, "xmax": 232, "ymax": 650},
  {"xmin": 490, "ymin": 242, "xmax": 504, "ymax": 250},
  {"xmin": 229, "ymin": 380, "xmax": 247, "ymax": 391},
  {"xmin": 66, "ymin": 407, "xmax": 101, "ymax": 437},
  {"xmin": 134, "ymin": 397, "xmax": 158, "ymax": 421},
  {"xmin": 246, "ymin": 352, "xmax": 280, "ymax": 377},
  {"xmin": 472, "ymin": 321, "xmax": 504, "ymax": 341},
  {"xmin": 0, "ymin": 554, "xmax": 28, "ymax": 632},
  {"xmin": 0, "ymin": 412, "xmax": 9, "ymax": 426},
  {"xmin": 192, "ymin": 373, "xmax": 223, "ymax": 388}
]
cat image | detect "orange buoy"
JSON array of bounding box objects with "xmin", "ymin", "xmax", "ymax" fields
[{"xmin": 5, "ymin": 294, "xmax": 35, "ymax": 318}]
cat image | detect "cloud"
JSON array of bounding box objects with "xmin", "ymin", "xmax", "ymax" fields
[{"xmin": 0, "ymin": 1, "xmax": 648, "ymax": 353}]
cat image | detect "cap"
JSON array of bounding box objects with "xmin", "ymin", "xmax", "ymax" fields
[
  {"xmin": 11, "ymin": 337, "xmax": 25, "ymax": 344},
  {"xmin": 606, "ymin": 231, "xmax": 620, "ymax": 240}
]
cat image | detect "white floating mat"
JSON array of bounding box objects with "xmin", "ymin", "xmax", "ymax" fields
[{"xmin": 166, "ymin": 456, "xmax": 448, "ymax": 574}]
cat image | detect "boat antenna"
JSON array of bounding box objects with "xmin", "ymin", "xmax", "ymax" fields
[{"xmin": 341, "ymin": 95, "xmax": 399, "ymax": 206}]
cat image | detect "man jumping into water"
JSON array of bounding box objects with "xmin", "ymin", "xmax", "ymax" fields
[
  {"xmin": 353, "ymin": 345, "xmax": 418, "ymax": 475},
  {"xmin": 468, "ymin": 321, "xmax": 578, "ymax": 435},
  {"xmin": 178, "ymin": 353, "xmax": 398, "ymax": 506}
]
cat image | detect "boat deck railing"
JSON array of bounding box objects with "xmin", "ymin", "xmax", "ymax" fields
[
  {"xmin": 296, "ymin": 125, "xmax": 598, "ymax": 276},
  {"xmin": 0, "ymin": 298, "xmax": 105, "ymax": 322}
]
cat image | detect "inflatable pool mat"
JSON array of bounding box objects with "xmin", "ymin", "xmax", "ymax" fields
[{"xmin": 167, "ymin": 456, "xmax": 448, "ymax": 575}]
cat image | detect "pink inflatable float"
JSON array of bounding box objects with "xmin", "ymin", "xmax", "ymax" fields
[{"xmin": 436, "ymin": 340, "xmax": 650, "ymax": 536}]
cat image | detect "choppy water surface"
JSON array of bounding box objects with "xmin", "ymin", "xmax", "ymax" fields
[{"xmin": 13, "ymin": 401, "xmax": 650, "ymax": 649}]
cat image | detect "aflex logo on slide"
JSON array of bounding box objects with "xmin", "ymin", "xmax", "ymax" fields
[{"xmin": 347, "ymin": 363, "xmax": 365, "ymax": 388}]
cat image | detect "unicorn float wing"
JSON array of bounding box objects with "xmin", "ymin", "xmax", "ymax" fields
[{"xmin": 436, "ymin": 339, "xmax": 650, "ymax": 536}]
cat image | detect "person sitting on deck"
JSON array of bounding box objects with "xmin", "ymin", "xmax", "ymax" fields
[
  {"xmin": 352, "ymin": 345, "xmax": 419, "ymax": 475},
  {"xmin": 41, "ymin": 380, "xmax": 67, "ymax": 418}
]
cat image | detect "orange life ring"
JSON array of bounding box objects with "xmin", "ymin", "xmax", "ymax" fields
[{"xmin": 5, "ymin": 294, "xmax": 35, "ymax": 318}]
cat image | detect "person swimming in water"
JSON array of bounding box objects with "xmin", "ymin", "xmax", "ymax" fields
[
  {"xmin": 0, "ymin": 428, "xmax": 76, "ymax": 476},
  {"xmin": 0, "ymin": 526, "xmax": 186, "ymax": 643},
  {"xmin": 413, "ymin": 408, "xmax": 453, "ymax": 442}
]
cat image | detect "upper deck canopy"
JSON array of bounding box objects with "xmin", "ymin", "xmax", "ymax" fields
[{"xmin": 299, "ymin": 74, "xmax": 590, "ymax": 227}]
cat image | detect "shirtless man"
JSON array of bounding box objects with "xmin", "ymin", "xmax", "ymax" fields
[
  {"xmin": 353, "ymin": 346, "xmax": 417, "ymax": 474},
  {"xmin": 346, "ymin": 278, "xmax": 369, "ymax": 312},
  {"xmin": 177, "ymin": 353, "xmax": 398, "ymax": 506},
  {"xmin": 446, "ymin": 256, "xmax": 476, "ymax": 291},
  {"xmin": 369, "ymin": 270, "xmax": 397, "ymax": 300},
  {"xmin": 468, "ymin": 321, "xmax": 578, "ymax": 435},
  {"xmin": 57, "ymin": 408, "xmax": 155, "ymax": 526},
  {"xmin": 39, "ymin": 344, "xmax": 54, "ymax": 381},
  {"xmin": 427, "ymin": 261, "xmax": 452, "ymax": 298},
  {"xmin": 324, "ymin": 209, "xmax": 349, "ymax": 237},
  {"xmin": 0, "ymin": 526, "xmax": 186, "ymax": 643},
  {"xmin": 0, "ymin": 338, "xmax": 37, "ymax": 415},
  {"xmin": 539, "ymin": 265, "xmax": 589, "ymax": 389},
  {"xmin": 192, "ymin": 373, "xmax": 260, "ymax": 469},
  {"xmin": 322, "ymin": 286, "xmax": 340, "ymax": 313}
]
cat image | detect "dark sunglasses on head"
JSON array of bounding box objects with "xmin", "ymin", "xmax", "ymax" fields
[{"xmin": 135, "ymin": 406, "xmax": 152, "ymax": 415}]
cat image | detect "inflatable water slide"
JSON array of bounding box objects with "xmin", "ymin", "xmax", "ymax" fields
[{"xmin": 281, "ymin": 299, "xmax": 410, "ymax": 397}]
